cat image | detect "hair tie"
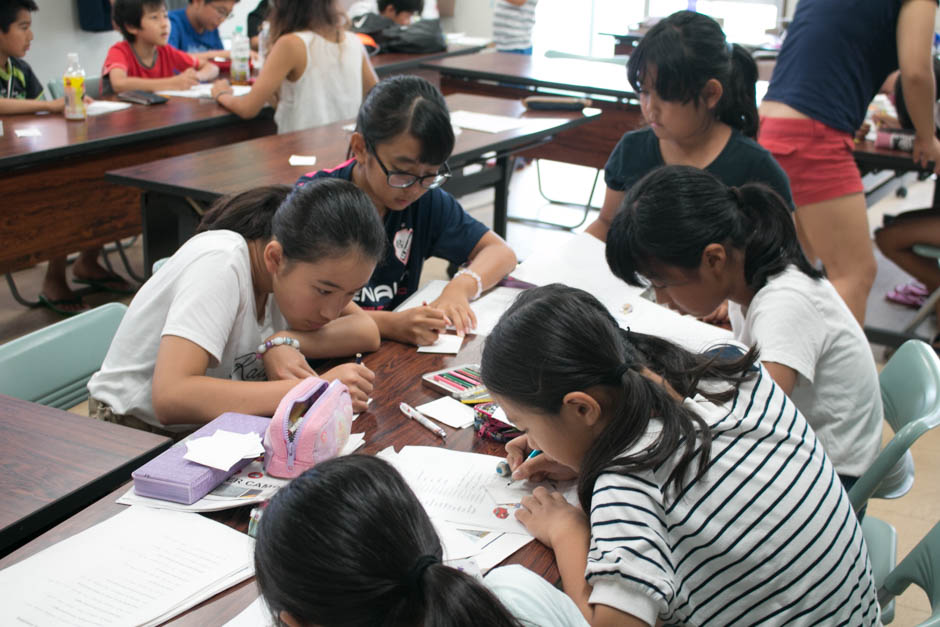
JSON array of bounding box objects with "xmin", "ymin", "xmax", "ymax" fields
[
  {"xmin": 728, "ymin": 186, "xmax": 744, "ymax": 207},
  {"xmin": 613, "ymin": 362, "xmax": 632, "ymax": 381},
  {"xmin": 406, "ymin": 555, "xmax": 439, "ymax": 593}
]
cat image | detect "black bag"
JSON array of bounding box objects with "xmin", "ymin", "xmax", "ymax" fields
[
  {"xmin": 352, "ymin": 14, "xmax": 447, "ymax": 54},
  {"xmin": 77, "ymin": 0, "xmax": 112, "ymax": 32}
]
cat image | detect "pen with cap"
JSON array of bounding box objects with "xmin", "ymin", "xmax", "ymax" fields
[{"xmin": 399, "ymin": 402, "xmax": 447, "ymax": 441}]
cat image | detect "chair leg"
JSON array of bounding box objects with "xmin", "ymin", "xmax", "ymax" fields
[
  {"xmin": 508, "ymin": 162, "xmax": 600, "ymax": 230},
  {"xmin": 903, "ymin": 287, "xmax": 940, "ymax": 335}
]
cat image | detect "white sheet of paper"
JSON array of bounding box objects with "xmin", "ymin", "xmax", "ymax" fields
[
  {"xmin": 397, "ymin": 280, "xmax": 523, "ymax": 337},
  {"xmin": 85, "ymin": 100, "xmax": 132, "ymax": 116},
  {"xmin": 224, "ymin": 597, "xmax": 274, "ymax": 627},
  {"xmin": 416, "ymin": 396, "xmax": 476, "ymax": 429},
  {"xmin": 416, "ymin": 333, "xmax": 464, "ymax": 354},
  {"xmin": 158, "ymin": 84, "xmax": 251, "ymax": 99},
  {"xmin": 0, "ymin": 506, "xmax": 254, "ymax": 627},
  {"xmin": 288, "ymin": 154, "xmax": 317, "ymax": 166},
  {"xmin": 473, "ymin": 532, "xmax": 533, "ymax": 573},
  {"xmin": 184, "ymin": 430, "xmax": 265, "ymax": 471},
  {"xmin": 14, "ymin": 127, "xmax": 40, "ymax": 137},
  {"xmin": 450, "ymin": 110, "xmax": 525, "ymax": 133}
]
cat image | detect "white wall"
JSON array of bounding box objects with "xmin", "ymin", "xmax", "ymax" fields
[{"xmin": 26, "ymin": 4, "xmax": 121, "ymax": 86}]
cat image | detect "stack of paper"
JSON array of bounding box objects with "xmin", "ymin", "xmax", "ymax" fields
[
  {"xmin": 184, "ymin": 429, "xmax": 265, "ymax": 471},
  {"xmin": 0, "ymin": 507, "xmax": 254, "ymax": 626},
  {"xmin": 450, "ymin": 110, "xmax": 527, "ymax": 134},
  {"xmin": 118, "ymin": 432, "xmax": 366, "ymax": 512},
  {"xmin": 157, "ymin": 84, "xmax": 251, "ymax": 99},
  {"xmin": 416, "ymin": 396, "xmax": 476, "ymax": 429},
  {"xmin": 85, "ymin": 100, "xmax": 132, "ymax": 116},
  {"xmin": 396, "ymin": 280, "xmax": 524, "ymax": 338}
]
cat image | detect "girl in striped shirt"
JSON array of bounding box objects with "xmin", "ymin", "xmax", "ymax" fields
[{"xmin": 481, "ymin": 284, "xmax": 879, "ymax": 626}]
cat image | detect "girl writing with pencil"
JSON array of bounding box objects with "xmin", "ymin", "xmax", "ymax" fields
[
  {"xmin": 254, "ymin": 454, "xmax": 588, "ymax": 627},
  {"xmin": 298, "ymin": 75, "xmax": 518, "ymax": 345},
  {"xmin": 87, "ymin": 181, "xmax": 383, "ymax": 438},
  {"xmin": 605, "ymin": 165, "xmax": 884, "ymax": 491},
  {"xmin": 481, "ymin": 284, "xmax": 879, "ymax": 626}
]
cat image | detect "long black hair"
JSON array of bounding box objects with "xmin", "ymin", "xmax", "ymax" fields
[
  {"xmin": 197, "ymin": 179, "xmax": 386, "ymax": 265},
  {"xmin": 356, "ymin": 75, "xmax": 455, "ymax": 165},
  {"xmin": 607, "ymin": 165, "xmax": 821, "ymax": 292},
  {"xmin": 627, "ymin": 10, "xmax": 759, "ymax": 138},
  {"xmin": 254, "ymin": 455, "xmax": 524, "ymax": 627},
  {"xmin": 481, "ymin": 284, "xmax": 758, "ymax": 505},
  {"xmin": 268, "ymin": 0, "xmax": 345, "ymax": 43}
]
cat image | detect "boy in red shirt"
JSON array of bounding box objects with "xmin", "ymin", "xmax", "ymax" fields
[{"xmin": 104, "ymin": 0, "xmax": 218, "ymax": 93}]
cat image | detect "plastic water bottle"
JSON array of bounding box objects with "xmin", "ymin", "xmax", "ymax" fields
[
  {"xmin": 231, "ymin": 26, "xmax": 251, "ymax": 85},
  {"xmin": 63, "ymin": 52, "xmax": 86, "ymax": 120},
  {"xmin": 256, "ymin": 21, "xmax": 270, "ymax": 70}
]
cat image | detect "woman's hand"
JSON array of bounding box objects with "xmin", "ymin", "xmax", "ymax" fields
[
  {"xmin": 506, "ymin": 434, "xmax": 578, "ymax": 482},
  {"xmin": 913, "ymin": 134, "xmax": 940, "ymax": 175},
  {"xmin": 430, "ymin": 283, "xmax": 477, "ymax": 337},
  {"xmin": 321, "ymin": 363, "xmax": 374, "ymax": 412},
  {"xmin": 700, "ymin": 300, "xmax": 731, "ymax": 329},
  {"xmin": 262, "ymin": 344, "xmax": 317, "ymax": 381},
  {"xmin": 390, "ymin": 306, "xmax": 450, "ymax": 346},
  {"xmin": 210, "ymin": 77, "xmax": 233, "ymax": 99},
  {"xmin": 516, "ymin": 486, "xmax": 589, "ymax": 549}
]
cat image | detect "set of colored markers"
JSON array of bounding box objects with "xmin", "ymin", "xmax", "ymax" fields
[{"xmin": 421, "ymin": 364, "xmax": 490, "ymax": 402}]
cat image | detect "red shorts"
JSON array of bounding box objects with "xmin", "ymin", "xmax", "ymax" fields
[{"xmin": 758, "ymin": 116, "xmax": 864, "ymax": 206}]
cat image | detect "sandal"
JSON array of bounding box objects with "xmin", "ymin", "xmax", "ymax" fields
[
  {"xmin": 885, "ymin": 281, "xmax": 928, "ymax": 308},
  {"xmin": 37, "ymin": 293, "xmax": 91, "ymax": 316},
  {"xmin": 72, "ymin": 271, "xmax": 136, "ymax": 295}
]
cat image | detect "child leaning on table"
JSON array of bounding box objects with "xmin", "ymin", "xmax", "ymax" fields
[
  {"xmin": 0, "ymin": 0, "xmax": 68, "ymax": 114},
  {"xmin": 87, "ymin": 181, "xmax": 383, "ymax": 439},
  {"xmin": 103, "ymin": 0, "xmax": 219, "ymax": 94},
  {"xmin": 254, "ymin": 454, "xmax": 589, "ymax": 627}
]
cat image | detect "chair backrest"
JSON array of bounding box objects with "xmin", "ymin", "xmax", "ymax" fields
[
  {"xmin": 0, "ymin": 302, "xmax": 127, "ymax": 410},
  {"xmin": 880, "ymin": 519, "xmax": 940, "ymax": 624},
  {"xmin": 46, "ymin": 76, "xmax": 104, "ymax": 100},
  {"xmin": 849, "ymin": 340, "xmax": 940, "ymax": 511}
]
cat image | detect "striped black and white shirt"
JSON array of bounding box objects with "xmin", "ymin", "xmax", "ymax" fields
[
  {"xmin": 493, "ymin": 0, "xmax": 538, "ymax": 51},
  {"xmin": 586, "ymin": 366, "xmax": 880, "ymax": 626}
]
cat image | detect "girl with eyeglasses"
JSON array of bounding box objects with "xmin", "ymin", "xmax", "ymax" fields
[{"xmin": 297, "ymin": 75, "xmax": 518, "ymax": 346}]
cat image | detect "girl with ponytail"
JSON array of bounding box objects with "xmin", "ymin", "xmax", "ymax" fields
[
  {"xmin": 254, "ymin": 455, "xmax": 588, "ymax": 627},
  {"xmin": 606, "ymin": 164, "xmax": 884, "ymax": 492},
  {"xmin": 481, "ymin": 283, "xmax": 879, "ymax": 626},
  {"xmin": 586, "ymin": 10, "xmax": 793, "ymax": 251}
]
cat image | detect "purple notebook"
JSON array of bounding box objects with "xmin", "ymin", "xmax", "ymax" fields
[{"xmin": 132, "ymin": 412, "xmax": 271, "ymax": 505}]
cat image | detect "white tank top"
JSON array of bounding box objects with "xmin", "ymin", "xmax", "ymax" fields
[{"xmin": 274, "ymin": 30, "xmax": 364, "ymax": 134}]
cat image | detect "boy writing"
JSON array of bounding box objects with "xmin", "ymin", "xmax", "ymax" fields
[
  {"xmin": 348, "ymin": 0, "xmax": 424, "ymax": 26},
  {"xmin": 168, "ymin": 0, "xmax": 239, "ymax": 63},
  {"xmin": 0, "ymin": 0, "xmax": 62, "ymax": 113},
  {"xmin": 104, "ymin": 0, "xmax": 218, "ymax": 94}
]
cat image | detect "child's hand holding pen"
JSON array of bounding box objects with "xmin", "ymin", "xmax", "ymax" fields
[{"xmin": 502, "ymin": 435, "xmax": 578, "ymax": 483}]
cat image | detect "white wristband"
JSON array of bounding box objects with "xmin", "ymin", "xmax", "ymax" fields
[
  {"xmin": 455, "ymin": 268, "xmax": 483, "ymax": 301},
  {"xmin": 256, "ymin": 335, "xmax": 301, "ymax": 357}
]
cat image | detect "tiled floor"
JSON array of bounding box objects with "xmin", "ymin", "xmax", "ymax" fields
[{"xmin": 1, "ymin": 161, "xmax": 937, "ymax": 625}]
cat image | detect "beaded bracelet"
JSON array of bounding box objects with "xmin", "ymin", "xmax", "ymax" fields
[
  {"xmin": 256, "ymin": 336, "xmax": 301, "ymax": 359},
  {"xmin": 455, "ymin": 268, "xmax": 483, "ymax": 301}
]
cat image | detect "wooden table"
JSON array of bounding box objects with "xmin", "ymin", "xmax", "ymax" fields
[
  {"xmin": 0, "ymin": 97, "xmax": 275, "ymax": 293},
  {"xmin": 105, "ymin": 93, "xmax": 600, "ymax": 272},
  {"xmin": 422, "ymin": 50, "xmax": 644, "ymax": 170},
  {"xmin": 0, "ymin": 394, "xmax": 171, "ymax": 556},
  {"xmin": 0, "ymin": 333, "xmax": 557, "ymax": 625},
  {"xmin": 371, "ymin": 43, "xmax": 487, "ymax": 78}
]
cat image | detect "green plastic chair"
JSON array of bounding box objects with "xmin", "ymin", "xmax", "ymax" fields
[
  {"xmin": 867, "ymin": 516, "xmax": 940, "ymax": 626},
  {"xmin": 0, "ymin": 302, "xmax": 127, "ymax": 410},
  {"xmin": 45, "ymin": 76, "xmax": 104, "ymax": 99},
  {"xmin": 863, "ymin": 516, "xmax": 899, "ymax": 622},
  {"xmin": 849, "ymin": 340, "xmax": 940, "ymax": 512}
]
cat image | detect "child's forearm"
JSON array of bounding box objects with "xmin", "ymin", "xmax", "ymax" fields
[
  {"xmin": 196, "ymin": 62, "xmax": 219, "ymax": 81},
  {"xmin": 109, "ymin": 74, "xmax": 184, "ymax": 92},
  {"xmin": 366, "ymin": 310, "xmax": 405, "ymax": 342},
  {"xmin": 553, "ymin": 527, "xmax": 594, "ymax": 620},
  {"xmin": 450, "ymin": 240, "xmax": 517, "ymax": 299},
  {"xmin": 0, "ymin": 98, "xmax": 56, "ymax": 114},
  {"xmin": 288, "ymin": 310, "xmax": 381, "ymax": 357},
  {"xmin": 193, "ymin": 50, "xmax": 228, "ymax": 63},
  {"xmin": 152, "ymin": 376, "xmax": 299, "ymax": 425}
]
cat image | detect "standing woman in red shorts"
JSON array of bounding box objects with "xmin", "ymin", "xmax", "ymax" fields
[{"xmin": 759, "ymin": 0, "xmax": 940, "ymax": 325}]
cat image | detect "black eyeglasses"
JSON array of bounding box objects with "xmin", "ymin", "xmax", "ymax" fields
[{"xmin": 368, "ymin": 142, "xmax": 451, "ymax": 190}]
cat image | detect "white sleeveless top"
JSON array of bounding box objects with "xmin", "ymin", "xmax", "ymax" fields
[{"xmin": 274, "ymin": 30, "xmax": 365, "ymax": 134}]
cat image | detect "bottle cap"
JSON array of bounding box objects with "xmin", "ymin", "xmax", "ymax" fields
[
  {"xmin": 67, "ymin": 52, "xmax": 79, "ymax": 63},
  {"xmin": 235, "ymin": 25, "xmax": 243, "ymax": 33}
]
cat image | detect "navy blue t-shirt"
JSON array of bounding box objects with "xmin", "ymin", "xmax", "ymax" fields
[
  {"xmin": 297, "ymin": 160, "xmax": 489, "ymax": 311},
  {"xmin": 168, "ymin": 8, "xmax": 224, "ymax": 54},
  {"xmin": 764, "ymin": 0, "xmax": 936, "ymax": 134},
  {"xmin": 604, "ymin": 127, "xmax": 794, "ymax": 209}
]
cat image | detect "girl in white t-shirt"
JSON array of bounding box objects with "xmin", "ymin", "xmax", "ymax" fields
[
  {"xmin": 604, "ymin": 164, "xmax": 883, "ymax": 488},
  {"xmin": 254, "ymin": 454, "xmax": 588, "ymax": 627},
  {"xmin": 87, "ymin": 180, "xmax": 386, "ymax": 436},
  {"xmin": 480, "ymin": 284, "xmax": 879, "ymax": 626},
  {"xmin": 211, "ymin": 0, "xmax": 378, "ymax": 133}
]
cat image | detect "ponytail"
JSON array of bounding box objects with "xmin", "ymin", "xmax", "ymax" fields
[
  {"xmin": 480, "ymin": 284, "xmax": 759, "ymax": 505},
  {"xmin": 255, "ymin": 455, "xmax": 522, "ymax": 627},
  {"xmin": 198, "ymin": 179, "xmax": 387, "ymax": 266},
  {"xmin": 606, "ymin": 165, "xmax": 821, "ymax": 292},
  {"xmin": 626, "ymin": 10, "xmax": 758, "ymax": 137}
]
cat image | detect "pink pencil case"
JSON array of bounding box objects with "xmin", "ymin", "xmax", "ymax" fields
[
  {"xmin": 132, "ymin": 412, "xmax": 270, "ymax": 504},
  {"xmin": 263, "ymin": 377, "xmax": 352, "ymax": 479}
]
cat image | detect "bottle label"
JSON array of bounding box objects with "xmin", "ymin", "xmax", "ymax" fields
[{"xmin": 64, "ymin": 75, "xmax": 86, "ymax": 119}]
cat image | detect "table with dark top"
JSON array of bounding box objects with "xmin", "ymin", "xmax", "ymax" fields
[
  {"xmin": 0, "ymin": 333, "xmax": 558, "ymax": 625},
  {"xmin": 105, "ymin": 92, "xmax": 600, "ymax": 272},
  {"xmin": 0, "ymin": 97, "xmax": 275, "ymax": 296},
  {"xmin": 422, "ymin": 50, "xmax": 644, "ymax": 171},
  {"xmin": 371, "ymin": 42, "xmax": 487, "ymax": 77},
  {"xmin": 0, "ymin": 393, "xmax": 171, "ymax": 555}
]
